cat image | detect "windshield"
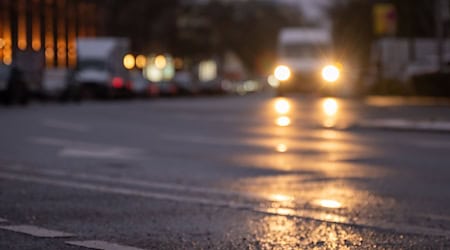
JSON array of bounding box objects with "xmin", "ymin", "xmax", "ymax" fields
[{"xmin": 281, "ymin": 43, "xmax": 330, "ymax": 58}]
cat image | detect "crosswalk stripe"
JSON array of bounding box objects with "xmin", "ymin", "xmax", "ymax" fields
[
  {"xmin": 66, "ymin": 240, "xmax": 144, "ymax": 250},
  {"xmin": 0, "ymin": 225, "xmax": 74, "ymax": 238},
  {"xmin": 0, "ymin": 218, "xmax": 7, "ymax": 222}
]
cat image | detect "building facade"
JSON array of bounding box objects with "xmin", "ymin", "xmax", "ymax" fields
[{"xmin": 0, "ymin": 0, "xmax": 102, "ymax": 69}]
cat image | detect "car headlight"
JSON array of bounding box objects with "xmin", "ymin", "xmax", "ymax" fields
[
  {"xmin": 321, "ymin": 65, "xmax": 340, "ymax": 83},
  {"xmin": 274, "ymin": 65, "xmax": 291, "ymax": 81}
]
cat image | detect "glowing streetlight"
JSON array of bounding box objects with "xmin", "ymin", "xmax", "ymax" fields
[
  {"xmin": 154, "ymin": 55, "xmax": 167, "ymax": 69},
  {"xmin": 123, "ymin": 54, "xmax": 135, "ymax": 70}
]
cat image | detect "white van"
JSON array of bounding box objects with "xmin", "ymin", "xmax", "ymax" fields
[{"xmin": 273, "ymin": 28, "xmax": 350, "ymax": 95}]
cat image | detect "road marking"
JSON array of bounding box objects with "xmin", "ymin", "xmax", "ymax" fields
[
  {"xmin": 0, "ymin": 171, "xmax": 254, "ymax": 210},
  {"xmin": 30, "ymin": 136, "xmax": 143, "ymax": 160},
  {"xmin": 1, "ymin": 170, "xmax": 450, "ymax": 238},
  {"xmin": 42, "ymin": 119, "xmax": 90, "ymax": 132},
  {"xmin": 5, "ymin": 164, "xmax": 265, "ymax": 201},
  {"xmin": 160, "ymin": 134, "xmax": 240, "ymax": 146},
  {"xmin": 0, "ymin": 218, "xmax": 7, "ymax": 222},
  {"xmin": 0, "ymin": 225, "xmax": 74, "ymax": 238},
  {"xmin": 357, "ymin": 119, "xmax": 450, "ymax": 132},
  {"xmin": 66, "ymin": 240, "xmax": 144, "ymax": 250}
]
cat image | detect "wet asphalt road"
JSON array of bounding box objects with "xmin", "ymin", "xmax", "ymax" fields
[{"xmin": 0, "ymin": 93, "xmax": 450, "ymax": 249}]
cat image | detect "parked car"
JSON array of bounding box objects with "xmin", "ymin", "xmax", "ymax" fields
[
  {"xmin": 129, "ymin": 70, "xmax": 160, "ymax": 98},
  {"xmin": 0, "ymin": 64, "xmax": 29, "ymax": 105},
  {"xmin": 73, "ymin": 37, "xmax": 132, "ymax": 99},
  {"xmin": 401, "ymin": 55, "xmax": 450, "ymax": 82}
]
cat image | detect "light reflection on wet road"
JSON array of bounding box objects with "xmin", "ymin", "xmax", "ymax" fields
[
  {"xmin": 0, "ymin": 94, "xmax": 450, "ymax": 248},
  {"xmin": 224, "ymin": 96, "xmax": 449, "ymax": 241}
]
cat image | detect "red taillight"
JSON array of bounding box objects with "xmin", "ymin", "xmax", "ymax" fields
[
  {"xmin": 126, "ymin": 81, "xmax": 133, "ymax": 90},
  {"xmin": 112, "ymin": 77, "xmax": 124, "ymax": 88}
]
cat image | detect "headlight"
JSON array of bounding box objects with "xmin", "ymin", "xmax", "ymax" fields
[
  {"xmin": 321, "ymin": 65, "xmax": 340, "ymax": 83},
  {"xmin": 274, "ymin": 65, "xmax": 291, "ymax": 81}
]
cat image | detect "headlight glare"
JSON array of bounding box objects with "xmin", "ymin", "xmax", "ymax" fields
[
  {"xmin": 321, "ymin": 65, "xmax": 340, "ymax": 83},
  {"xmin": 274, "ymin": 65, "xmax": 291, "ymax": 81}
]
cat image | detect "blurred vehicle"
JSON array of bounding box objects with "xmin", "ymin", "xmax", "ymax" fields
[
  {"xmin": 41, "ymin": 68, "xmax": 79, "ymax": 102},
  {"xmin": 0, "ymin": 64, "xmax": 29, "ymax": 105},
  {"xmin": 173, "ymin": 70, "xmax": 197, "ymax": 95},
  {"xmin": 221, "ymin": 79, "xmax": 263, "ymax": 95},
  {"xmin": 196, "ymin": 59, "xmax": 223, "ymax": 94},
  {"xmin": 273, "ymin": 27, "xmax": 350, "ymax": 96},
  {"xmin": 143, "ymin": 54, "xmax": 177, "ymax": 96},
  {"xmin": 73, "ymin": 37, "xmax": 132, "ymax": 99},
  {"xmin": 129, "ymin": 70, "xmax": 160, "ymax": 98},
  {"xmin": 402, "ymin": 54, "xmax": 450, "ymax": 82},
  {"xmin": 157, "ymin": 81, "xmax": 178, "ymax": 96}
]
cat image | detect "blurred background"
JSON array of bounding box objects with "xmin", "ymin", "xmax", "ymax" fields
[{"xmin": 0, "ymin": 0, "xmax": 449, "ymax": 104}]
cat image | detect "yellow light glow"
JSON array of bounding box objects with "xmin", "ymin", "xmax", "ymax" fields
[
  {"xmin": 18, "ymin": 0, "xmax": 27, "ymax": 50},
  {"xmin": 3, "ymin": 55, "xmax": 12, "ymax": 65},
  {"xmin": 123, "ymin": 54, "xmax": 135, "ymax": 70},
  {"xmin": 321, "ymin": 65, "xmax": 340, "ymax": 83},
  {"xmin": 269, "ymin": 194, "xmax": 293, "ymax": 202},
  {"xmin": 276, "ymin": 144, "xmax": 288, "ymax": 153},
  {"xmin": 32, "ymin": 41, "xmax": 41, "ymax": 51},
  {"xmin": 267, "ymin": 207, "xmax": 295, "ymax": 216},
  {"xmin": 267, "ymin": 75, "xmax": 280, "ymax": 88},
  {"xmin": 0, "ymin": 39, "xmax": 5, "ymax": 49},
  {"xmin": 135, "ymin": 55, "xmax": 147, "ymax": 69},
  {"xmin": 276, "ymin": 116, "xmax": 291, "ymax": 127},
  {"xmin": 154, "ymin": 55, "xmax": 167, "ymax": 69},
  {"xmin": 322, "ymin": 98, "xmax": 339, "ymax": 116},
  {"xmin": 32, "ymin": 0, "xmax": 41, "ymax": 51},
  {"xmin": 174, "ymin": 57, "xmax": 183, "ymax": 69},
  {"xmin": 274, "ymin": 65, "xmax": 291, "ymax": 81},
  {"xmin": 315, "ymin": 199, "xmax": 342, "ymax": 209},
  {"xmin": 274, "ymin": 98, "xmax": 290, "ymax": 115}
]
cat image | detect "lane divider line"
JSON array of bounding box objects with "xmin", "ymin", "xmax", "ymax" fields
[
  {"xmin": 1, "ymin": 170, "xmax": 450, "ymax": 238},
  {"xmin": 5, "ymin": 164, "xmax": 265, "ymax": 202},
  {"xmin": 66, "ymin": 240, "xmax": 144, "ymax": 250},
  {"xmin": 0, "ymin": 225, "xmax": 74, "ymax": 238},
  {"xmin": 42, "ymin": 119, "xmax": 90, "ymax": 132}
]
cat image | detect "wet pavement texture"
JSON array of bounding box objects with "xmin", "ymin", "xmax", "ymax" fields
[{"xmin": 0, "ymin": 93, "xmax": 449, "ymax": 249}]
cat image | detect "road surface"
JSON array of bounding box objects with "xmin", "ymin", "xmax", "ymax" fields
[{"xmin": 1, "ymin": 93, "xmax": 450, "ymax": 249}]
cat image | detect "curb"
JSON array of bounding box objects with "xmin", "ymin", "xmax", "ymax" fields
[{"xmin": 351, "ymin": 119, "xmax": 450, "ymax": 133}]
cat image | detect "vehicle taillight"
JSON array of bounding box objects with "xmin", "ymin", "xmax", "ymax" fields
[
  {"xmin": 126, "ymin": 81, "xmax": 133, "ymax": 90},
  {"xmin": 112, "ymin": 77, "xmax": 124, "ymax": 88}
]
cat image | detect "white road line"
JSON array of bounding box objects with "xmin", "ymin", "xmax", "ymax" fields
[
  {"xmin": 5, "ymin": 164, "xmax": 265, "ymax": 201},
  {"xmin": 160, "ymin": 134, "xmax": 240, "ymax": 146},
  {"xmin": 42, "ymin": 119, "xmax": 90, "ymax": 132},
  {"xmin": 0, "ymin": 225, "xmax": 74, "ymax": 238},
  {"xmin": 66, "ymin": 240, "xmax": 144, "ymax": 250},
  {"xmin": 0, "ymin": 218, "xmax": 7, "ymax": 222},
  {"xmin": 0, "ymin": 171, "xmax": 253, "ymax": 210},
  {"xmin": 30, "ymin": 136, "xmax": 143, "ymax": 160},
  {"xmin": 1, "ymin": 170, "xmax": 450, "ymax": 238}
]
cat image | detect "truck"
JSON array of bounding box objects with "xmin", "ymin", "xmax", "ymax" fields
[
  {"xmin": 273, "ymin": 27, "xmax": 354, "ymax": 96},
  {"xmin": 73, "ymin": 37, "xmax": 132, "ymax": 99}
]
